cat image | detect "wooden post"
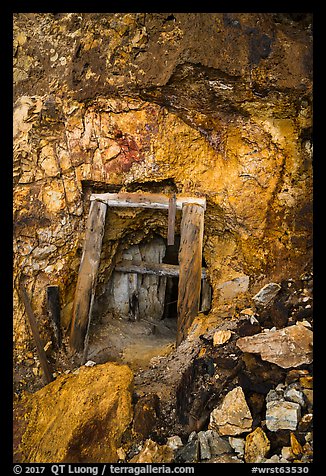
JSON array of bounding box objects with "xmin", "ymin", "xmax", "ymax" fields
[
  {"xmin": 19, "ymin": 283, "xmax": 53, "ymax": 385},
  {"xmin": 167, "ymin": 193, "xmax": 176, "ymax": 246},
  {"xmin": 70, "ymin": 200, "xmax": 107, "ymax": 353},
  {"xmin": 177, "ymin": 203, "xmax": 205, "ymax": 346},
  {"xmin": 46, "ymin": 285, "xmax": 62, "ymax": 348}
]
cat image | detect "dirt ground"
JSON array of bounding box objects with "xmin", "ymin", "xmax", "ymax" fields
[{"xmin": 86, "ymin": 313, "xmax": 177, "ymax": 371}]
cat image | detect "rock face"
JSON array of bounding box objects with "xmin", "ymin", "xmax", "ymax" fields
[
  {"xmin": 15, "ymin": 362, "xmax": 133, "ymax": 463},
  {"xmin": 244, "ymin": 427, "xmax": 270, "ymax": 463},
  {"xmin": 266, "ymin": 401, "xmax": 301, "ymax": 431},
  {"xmin": 12, "ymin": 12, "xmax": 314, "ymax": 466},
  {"xmin": 13, "ymin": 13, "xmax": 312, "ymax": 392},
  {"xmin": 236, "ymin": 324, "xmax": 313, "ymax": 368},
  {"xmin": 209, "ymin": 386, "xmax": 253, "ymax": 436}
]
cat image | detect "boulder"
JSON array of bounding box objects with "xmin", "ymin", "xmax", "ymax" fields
[
  {"xmin": 253, "ymin": 283, "xmax": 281, "ymax": 306},
  {"xmin": 209, "ymin": 386, "xmax": 253, "ymax": 436},
  {"xmin": 266, "ymin": 401, "xmax": 301, "ymax": 431},
  {"xmin": 16, "ymin": 362, "xmax": 133, "ymax": 463},
  {"xmin": 236, "ymin": 324, "xmax": 313, "ymax": 368}
]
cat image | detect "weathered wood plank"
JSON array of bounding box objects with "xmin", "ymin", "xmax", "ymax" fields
[
  {"xmin": 115, "ymin": 260, "xmax": 207, "ymax": 278},
  {"xmin": 167, "ymin": 193, "xmax": 176, "ymax": 246},
  {"xmin": 200, "ymin": 278, "xmax": 212, "ymax": 313},
  {"xmin": 90, "ymin": 192, "xmax": 206, "ymax": 210},
  {"xmin": 19, "ymin": 283, "xmax": 53, "ymax": 385},
  {"xmin": 177, "ymin": 203, "xmax": 205, "ymax": 346},
  {"xmin": 46, "ymin": 285, "xmax": 62, "ymax": 348},
  {"xmin": 70, "ymin": 200, "xmax": 107, "ymax": 353}
]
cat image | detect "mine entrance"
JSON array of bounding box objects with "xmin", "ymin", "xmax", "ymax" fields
[{"xmin": 69, "ymin": 192, "xmax": 210, "ymax": 363}]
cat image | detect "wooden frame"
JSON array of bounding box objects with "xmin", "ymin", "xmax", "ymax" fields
[{"xmin": 70, "ymin": 192, "xmax": 207, "ymax": 354}]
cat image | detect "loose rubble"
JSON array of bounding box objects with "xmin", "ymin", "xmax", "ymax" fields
[{"xmin": 15, "ymin": 275, "xmax": 313, "ymax": 464}]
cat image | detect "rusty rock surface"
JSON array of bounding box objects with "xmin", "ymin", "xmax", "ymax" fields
[{"xmin": 13, "ymin": 13, "xmax": 312, "ymax": 395}]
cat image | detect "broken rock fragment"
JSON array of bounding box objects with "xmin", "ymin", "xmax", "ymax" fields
[
  {"xmin": 208, "ymin": 386, "xmax": 253, "ymax": 436},
  {"xmin": 166, "ymin": 435, "xmax": 183, "ymax": 451},
  {"xmin": 175, "ymin": 439, "xmax": 199, "ymax": 463},
  {"xmin": 266, "ymin": 401, "xmax": 301, "ymax": 431},
  {"xmin": 130, "ymin": 439, "xmax": 174, "ymax": 463},
  {"xmin": 284, "ymin": 386, "xmax": 306, "ymax": 407},
  {"xmin": 253, "ymin": 282, "xmax": 281, "ymax": 306},
  {"xmin": 244, "ymin": 427, "xmax": 270, "ymax": 463},
  {"xmin": 236, "ymin": 324, "xmax": 313, "ymax": 368},
  {"xmin": 213, "ymin": 329, "xmax": 232, "ymax": 346},
  {"xmin": 229, "ymin": 437, "xmax": 245, "ymax": 456}
]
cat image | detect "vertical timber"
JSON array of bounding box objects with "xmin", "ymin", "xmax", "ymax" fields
[
  {"xmin": 19, "ymin": 283, "xmax": 54, "ymax": 385},
  {"xmin": 46, "ymin": 285, "xmax": 62, "ymax": 348},
  {"xmin": 167, "ymin": 193, "xmax": 176, "ymax": 246},
  {"xmin": 70, "ymin": 200, "xmax": 107, "ymax": 353},
  {"xmin": 177, "ymin": 203, "xmax": 205, "ymax": 346}
]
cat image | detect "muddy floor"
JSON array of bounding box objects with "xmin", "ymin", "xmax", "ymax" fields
[{"xmin": 85, "ymin": 313, "xmax": 177, "ymax": 371}]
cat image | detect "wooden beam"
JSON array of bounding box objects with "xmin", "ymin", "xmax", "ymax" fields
[
  {"xmin": 177, "ymin": 203, "xmax": 205, "ymax": 346},
  {"xmin": 167, "ymin": 193, "xmax": 176, "ymax": 246},
  {"xmin": 46, "ymin": 285, "xmax": 62, "ymax": 348},
  {"xmin": 19, "ymin": 283, "xmax": 53, "ymax": 385},
  {"xmin": 115, "ymin": 260, "xmax": 207, "ymax": 278},
  {"xmin": 90, "ymin": 192, "xmax": 206, "ymax": 210},
  {"xmin": 70, "ymin": 200, "xmax": 107, "ymax": 353}
]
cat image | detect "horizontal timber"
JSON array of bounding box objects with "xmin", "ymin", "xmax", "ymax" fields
[
  {"xmin": 115, "ymin": 260, "xmax": 207, "ymax": 279},
  {"xmin": 90, "ymin": 192, "xmax": 206, "ymax": 210}
]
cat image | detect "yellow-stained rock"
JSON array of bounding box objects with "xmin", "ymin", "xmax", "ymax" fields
[
  {"xmin": 244, "ymin": 427, "xmax": 270, "ymax": 463},
  {"xmin": 300, "ymin": 376, "xmax": 313, "ymax": 389},
  {"xmin": 290, "ymin": 433, "xmax": 303, "ymax": 456},
  {"xmin": 213, "ymin": 330, "xmax": 232, "ymax": 346},
  {"xmin": 41, "ymin": 180, "xmax": 66, "ymax": 213},
  {"xmin": 13, "ymin": 13, "xmax": 312, "ymax": 394},
  {"xmin": 16, "ymin": 362, "xmax": 133, "ymax": 463}
]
